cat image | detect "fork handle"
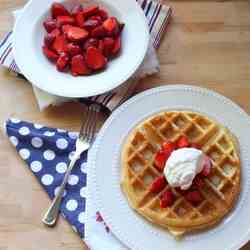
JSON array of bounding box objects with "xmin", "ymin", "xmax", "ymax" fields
[{"xmin": 42, "ymin": 153, "xmax": 80, "ymax": 227}]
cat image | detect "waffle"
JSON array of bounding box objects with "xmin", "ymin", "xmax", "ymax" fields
[{"xmin": 121, "ymin": 111, "xmax": 241, "ymax": 236}]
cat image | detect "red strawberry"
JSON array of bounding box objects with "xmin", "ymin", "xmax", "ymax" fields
[
  {"xmin": 82, "ymin": 5, "xmax": 99, "ymax": 18},
  {"xmin": 162, "ymin": 141, "xmax": 176, "ymax": 154},
  {"xmin": 177, "ymin": 136, "xmax": 190, "ymax": 148},
  {"xmin": 44, "ymin": 33, "xmax": 56, "ymax": 47},
  {"xmin": 83, "ymin": 20, "xmax": 99, "ymax": 31},
  {"xmin": 89, "ymin": 15, "xmax": 103, "ymax": 25},
  {"xmin": 176, "ymin": 187, "xmax": 188, "ymax": 196},
  {"xmin": 71, "ymin": 4, "xmax": 83, "ymax": 17},
  {"xmin": 52, "ymin": 35, "xmax": 68, "ymax": 54},
  {"xmin": 83, "ymin": 38, "xmax": 99, "ymax": 51},
  {"xmin": 154, "ymin": 150, "xmax": 168, "ymax": 172},
  {"xmin": 91, "ymin": 25, "xmax": 106, "ymax": 38},
  {"xmin": 103, "ymin": 37, "xmax": 115, "ymax": 57},
  {"xmin": 50, "ymin": 28, "xmax": 61, "ymax": 37},
  {"xmin": 193, "ymin": 176, "xmax": 205, "ymax": 189},
  {"xmin": 43, "ymin": 19, "xmax": 57, "ymax": 33},
  {"xmin": 42, "ymin": 46, "xmax": 59, "ymax": 61},
  {"xmin": 185, "ymin": 191, "xmax": 203, "ymax": 205},
  {"xmin": 190, "ymin": 143, "xmax": 201, "ymax": 150},
  {"xmin": 56, "ymin": 52, "xmax": 69, "ymax": 71},
  {"xmin": 75, "ymin": 11, "xmax": 85, "ymax": 28},
  {"xmin": 66, "ymin": 43, "xmax": 82, "ymax": 57},
  {"xmin": 160, "ymin": 190, "xmax": 174, "ymax": 208},
  {"xmin": 71, "ymin": 55, "xmax": 91, "ymax": 76},
  {"xmin": 86, "ymin": 46, "xmax": 107, "ymax": 70},
  {"xmin": 62, "ymin": 24, "xmax": 71, "ymax": 34},
  {"xmin": 98, "ymin": 9, "xmax": 108, "ymax": 21},
  {"xmin": 57, "ymin": 16, "xmax": 75, "ymax": 26},
  {"xmin": 64, "ymin": 26, "xmax": 89, "ymax": 42},
  {"xmin": 103, "ymin": 17, "xmax": 119, "ymax": 35},
  {"xmin": 201, "ymin": 156, "xmax": 212, "ymax": 177},
  {"xmin": 150, "ymin": 176, "xmax": 167, "ymax": 193},
  {"xmin": 51, "ymin": 3, "xmax": 70, "ymax": 19},
  {"xmin": 111, "ymin": 36, "xmax": 121, "ymax": 55},
  {"xmin": 98, "ymin": 40, "xmax": 104, "ymax": 53}
]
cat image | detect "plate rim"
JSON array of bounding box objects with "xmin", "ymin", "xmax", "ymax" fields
[
  {"xmin": 87, "ymin": 84, "xmax": 250, "ymax": 250},
  {"xmin": 13, "ymin": 0, "xmax": 149, "ymax": 98}
]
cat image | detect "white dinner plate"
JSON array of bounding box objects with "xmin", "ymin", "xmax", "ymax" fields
[
  {"xmin": 13, "ymin": 0, "xmax": 149, "ymax": 97},
  {"xmin": 88, "ymin": 85, "xmax": 250, "ymax": 250}
]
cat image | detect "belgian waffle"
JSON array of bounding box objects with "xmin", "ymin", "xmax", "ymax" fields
[{"xmin": 121, "ymin": 111, "xmax": 241, "ymax": 236}]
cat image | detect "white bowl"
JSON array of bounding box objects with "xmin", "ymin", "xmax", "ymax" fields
[{"xmin": 13, "ymin": 0, "xmax": 149, "ymax": 98}]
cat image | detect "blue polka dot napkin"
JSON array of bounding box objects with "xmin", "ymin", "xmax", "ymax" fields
[{"xmin": 5, "ymin": 118, "xmax": 128, "ymax": 250}]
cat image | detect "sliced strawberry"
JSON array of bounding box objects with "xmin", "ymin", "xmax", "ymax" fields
[
  {"xmin": 51, "ymin": 3, "xmax": 70, "ymax": 19},
  {"xmin": 82, "ymin": 5, "xmax": 99, "ymax": 18},
  {"xmin": 177, "ymin": 136, "xmax": 190, "ymax": 148},
  {"xmin": 201, "ymin": 156, "xmax": 212, "ymax": 177},
  {"xmin": 43, "ymin": 19, "xmax": 57, "ymax": 33},
  {"xmin": 103, "ymin": 17, "xmax": 119, "ymax": 35},
  {"xmin": 56, "ymin": 52, "xmax": 69, "ymax": 71},
  {"xmin": 71, "ymin": 4, "xmax": 83, "ymax": 17},
  {"xmin": 52, "ymin": 34, "xmax": 68, "ymax": 54},
  {"xmin": 190, "ymin": 143, "xmax": 201, "ymax": 150},
  {"xmin": 150, "ymin": 176, "xmax": 167, "ymax": 193},
  {"xmin": 103, "ymin": 37, "xmax": 115, "ymax": 57},
  {"xmin": 83, "ymin": 20, "xmax": 99, "ymax": 31},
  {"xmin": 154, "ymin": 150, "xmax": 168, "ymax": 172},
  {"xmin": 98, "ymin": 40, "xmax": 104, "ymax": 53},
  {"xmin": 193, "ymin": 176, "xmax": 205, "ymax": 189},
  {"xmin": 98, "ymin": 9, "xmax": 108, "ymax": 21},
  {"xmin": 176, "ymin": 187, "xmax": 188, "ymax": 196},
  {"xmin": 50, "ymin": 28, "xmax": 61, "ymax": 37},
  {"xmin": 71, "ymin": 55, "xmax": 91, "ymax": 76},
  {"xmin": 160, "ymin": 190, "xmax": 174, "ymax": 208},
  {"xmin": 75, "ymin": 11, "xmax": 85, "ymax": 28},
  {"xmin": 91, "ymin": 25, "xmax": 106, "ymax": 38},
  {"xmin": 62, "ymin": 24, "xmax": 71, "ymax": 34},
  {"xmin": 64, "ymin": 25, "xmax": 89, "ymax": 42},
  {"xmin": 42, "ymin": 46, "xmax": 59, "ymax": 61},
  {"xmin": 44, "ymin": 33, "xmax": 56, "ymax": 47},
  {"xmin": 162, "ymin": 141, "xmax": 176, "ymax": 154},
  {"xmin": 111, "ymin": 36, "xmax": 121, "ymax": 55},
  {"xmin": 185, "ymin": 190, "xmax": 203, "ymax": 205},
  {"xmin": 57, "ymin": 15, "xmax": 75, "ymax": 26},
  {"xmin": 86, "ymin": 46, "xmax": 107, "ymax": 70},
  {"xmin": 83, "ymin": 38, "xmax": 99, "ymax": 51},
  {"xmin": 66, "ymin": 43, "xmax": 82, "ymax": 57},
  {"xmin": 89, "ymin": 15, "xmax": 103, "ymax": 25}
]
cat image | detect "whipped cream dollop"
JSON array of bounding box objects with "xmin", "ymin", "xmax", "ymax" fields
[{"xmin": 164, "ymin": 148, "xmax": 206, "ymax": 190}]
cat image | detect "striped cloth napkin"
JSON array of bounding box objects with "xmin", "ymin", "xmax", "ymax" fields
[{"xmin": 0, "ymin": 0, "xmax": 172, "ymax": 111}]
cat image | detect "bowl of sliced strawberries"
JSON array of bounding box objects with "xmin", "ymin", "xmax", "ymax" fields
[{"xmin": 13, "ymin": 0, "xmax": 149, "ymax": 97}]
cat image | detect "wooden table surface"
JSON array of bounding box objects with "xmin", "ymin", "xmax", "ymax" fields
[{"xmin": 0, "ymin": 0, "xmax": 250, "ymax": 249}]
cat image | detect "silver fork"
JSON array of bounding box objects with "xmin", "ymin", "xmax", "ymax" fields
[{"xmin": 42, "ymin": 103, "xmax": 101, "ymax": 227}]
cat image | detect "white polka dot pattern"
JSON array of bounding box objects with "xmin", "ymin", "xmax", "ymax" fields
[
  {"xmin": 6, "ymin": 119, "xmax": 88, "ymax": 239},
  {"xmin": 44, "ymin": 131, "xmax": 56, "ymax": 137},
  {"xmin": 34, "ymin": 123, "xmax": 43, "ymax": 129},
  {"xmin": 66, "ymin": 199, "xmax": 78, "ymax": 211},
  {"xmin": 10, "ymin": 118, "xmax": 20, "ymax": 123},
  {"xmin": 56, "ymin": 138, "xmax": 68, "ymax": 150},
  {"xmin": 19, "ymin": 148, "xmax": 30, "ymax": 160},
  {"xmin": 19, "ymin": 127, "xmax": 30, "ymax": 136},
  {"xmin": 31, "ymin": 137, "xmax": 43, "ymax": 148},
  {"xmin": 43, "ymin": 150, "xmax": 56, "ymax": 161},
  {"xmin": 78, "ymin": 212, "xmax": 85, "ymax": 224},
  {"xmin": 68, "ymin": 175, "xmax": 79, "ymax": 185},
  {"xmin": 56, "ymin": 162, "xmax": 67, "ymax": 174},
  {"xmin": 10, "ymin": 136, "xmax": 19, "ymax": 146},
  {"xmin": 41, "ymin": 174, "xmax": 54, "ymax": 186},
  {"xmin": 30, "ymin": 161, "xmax": 42, "ymax": 172}
]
